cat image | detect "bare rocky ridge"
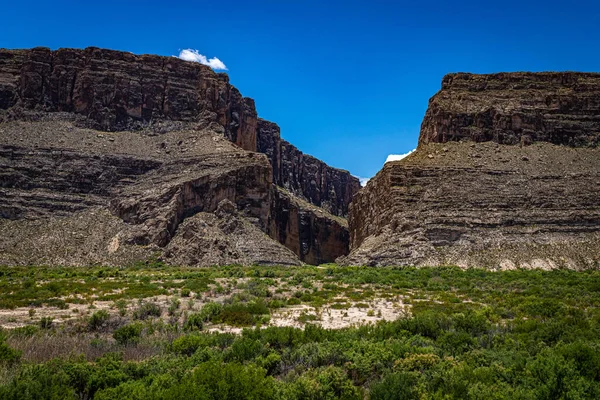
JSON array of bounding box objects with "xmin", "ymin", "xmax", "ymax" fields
[
  {"xmin": 341, "ymin": 72, "xmax": 600, "ymax": 269},
  {"xmin": 0, "ymin": 47, "xmax": 359, "ymax": 266}
]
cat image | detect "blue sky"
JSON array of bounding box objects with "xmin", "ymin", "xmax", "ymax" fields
[{"xmin": 2, "ymin": 1, "xmax": 599, "ymax": 180}]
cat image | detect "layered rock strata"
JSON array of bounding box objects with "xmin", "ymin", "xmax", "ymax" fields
[
  {"xmin": 342, "ymin": 72, "xmax": 600, "ymax": 269},
  {"xmin": 269, "ymin": 187, "xmax": 350, "ymax": 265},
  {"xmin": 258, "ymin": 119, "xmax": 360, "ymax": 216},
  {"xmin": 0, "ymin": 120, "xmax": 301, "ymax": 266},
  {"xmin": 0, "ymin": 47, "xmax": 359, "ymax": 217},
  {"xmin": 0, "ymin": 47, "xmax": 358, "ymax": 265}
]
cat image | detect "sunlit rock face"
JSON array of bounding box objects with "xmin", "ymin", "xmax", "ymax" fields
[
  {"xmin": 0, "ymin": 47, "xmax": 359, "ymax": 266},
  {"xmin": 341, "ymin": 72, "xmax": 600, "ymax": 269}
]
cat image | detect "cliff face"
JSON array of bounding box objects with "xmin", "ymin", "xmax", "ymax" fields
[
  {"xmin": 420, "ymin": 72, "xmax": 600, "ymax": 146},
  {"xmin": 269, "ymin": 187, "xmax": 350, "ymax": 265},
  {"xmin": 0, "ymin": 47, "xmax": 359, "ymax": 217},
  {"xmin": 0, "ymin": 47, "xmax": 357, "ymax": 265},
  {"xmin": 0, "ymin": 47, "xmax": 258, "ymax": 150},
  {"xmin": 341, "ymin": 72, "xmax": 600, "ymax": 269},
  {"xmin": 257, "ymin": 119, "xmax": 360, "ymax": 216}
]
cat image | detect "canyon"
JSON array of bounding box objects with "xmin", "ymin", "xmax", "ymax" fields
[{"xmin": 1, "ymin": 48, "xmax": 599, "ymax": 270}]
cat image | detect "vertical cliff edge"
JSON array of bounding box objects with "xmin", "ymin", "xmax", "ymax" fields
[
  {"xmin": 0, "ymin": 47, "xmax": 360, "ymax": 265},
  {"xmin": 341, "ymin": 72, "xmax": 600, "ymax": 269}
]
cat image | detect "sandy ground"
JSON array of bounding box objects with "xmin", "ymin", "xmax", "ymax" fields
[
  {"xmin": 0, "ymin": 294, "xmax": 410, "ymax": 331},
  {"xmin": 0, "ymin": 276, "xmax": 411, "ymax": 331}
]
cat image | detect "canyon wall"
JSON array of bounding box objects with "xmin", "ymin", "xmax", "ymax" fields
[
  {"xmin": 257, "ymin": 119, "xmax": 360, "ymax": 216},
  {"xmin": 0, "ymin": 47, "xmax": 358, "ymax": 265},
  {"xmin": 0, "ymin": 47, "xmax": 359, "ymax": 218},
  {"xmin": 342, "ymin": 72, "xmax": 600, "ymax": 269}
]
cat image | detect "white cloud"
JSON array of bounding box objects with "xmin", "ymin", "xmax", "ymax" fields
[
  {"xmin": 385, "ymin": 149, "xmax": 415, "ymax": 163},
  {"xmin": 355, "ymin": 176, "xmax": 370, "ymax": 187},
  {"xmin": 178, "ymin": 49, "xmax": 228, "ymax": 70}
]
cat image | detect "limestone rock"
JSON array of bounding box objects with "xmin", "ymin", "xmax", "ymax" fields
[
  {"xmin": 0, "ymin": 47, "xmax": 359, "ymax": 219},
  {"xmin": 341, "ymin": 72, "xmax": 600, "ymax": 269},
  {"xmin": 268, "ymin": 187, "xmax": 350, "ymax": 265},
  {"xmin": 0, "ymin": 47, "xmax": 356, "ymax": 266}
]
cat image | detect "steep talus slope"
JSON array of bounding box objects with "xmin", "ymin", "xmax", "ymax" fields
[
  {"xmin": 0, "ymin": 47, "xmax": 359, "ymax": 265},
  {"xmin": 341, "ymin": 72, "xmax": 600, "ymax": 269}
]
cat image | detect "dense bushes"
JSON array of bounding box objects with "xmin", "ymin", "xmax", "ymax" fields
[
  {"xmin": 113, "ymin": 324, "xmax": 142, "ymax": 345},
  {"xmin": 2, "ymin": 266, "xmax": 600, "ymax": 399},
  {"xmin": 2, "ymin": 305, "xmax": 600, "ymax": 399},
  {"xmin": 0, "ymin": 332, "xmax": 21, "ymax": 365},
  {"xmin": 369, "ymin": 372, "xmax": 420, "ymax": 400}
]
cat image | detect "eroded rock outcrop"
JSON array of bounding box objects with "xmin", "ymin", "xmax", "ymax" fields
[
  {"xmin": 258, "ymin": 119, "xmax": 360, "ymax": 216},
  {"xmin": 341, "ymin": 72, "xmax": 600, "ymax": 269},
  {"xmin": 269, "ymin": 187, "xmax": 350, "ymax": 265},
  {"xmin": 0, "ymin": 47, "xmax": 358, "ymax": 265},
  {"xmin": 420, "ymin": 72, "xmax": 600, "ymax": 146},
  {"xmin": 0, "ymin": 47, "xmax": 258, "ymax": 150},
  {"xmin": 0, "ymin": 119, "xmax": 303, "ymax": 266},
  {"xmin": 0, "ymin": 47, "xmax": 359, "ymax": 218}
]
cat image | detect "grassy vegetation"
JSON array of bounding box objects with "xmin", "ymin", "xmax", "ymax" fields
[{"xmin": 1, "ymin": 264, "xmax": 600, "ymax": 398}]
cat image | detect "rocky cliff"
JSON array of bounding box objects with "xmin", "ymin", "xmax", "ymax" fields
[
  {"xmin": 0, "ymin": 47, "xmax": 359, "ymax": 266},
  {"xmin": 257, "ymin": 119, "xmax": 360, "ymax": 216},
  {"xmin": 269, "ymin": 187, "xmax": 350, "ymax": 265},
  {"xmin": 420, "ymin": 72, "xmax": 600, "ymax": 146},
  {"xmin": 341, "ymin": 72, "xmax": 600, "ymax": 269}
]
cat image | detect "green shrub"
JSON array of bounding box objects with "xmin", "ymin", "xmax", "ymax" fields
[
  {"xmin": 11, "ymin": 325, "xmax": 39, "ymax": 337},
  {"xmin": 399, "ymin": 311, "xmax": 448, "ymax": 339},
  {"xmin": 184, "ymin": 313, "xmax": 204, "ymax": 331},
  {"xmin": 0, "ymin": 334, "xmax": 21, "ymax": 365},
  {"xmin": 113, "ymin": 324, "xmax": 142, "ymax": 345},
  {"xmin": 114, "ymin": 300, "xmax": 128, "ymax": 317},
  {"xmin": 163, "ymin": 361, "xmax": 276, "ymax": 399},
  {"xmin": 520, "ymin": 298, "xmax": 567, "ymax": 318},
  {"xmin": 267, "ymin": 299, "xmax": 285, "ymax": 309},
  {"xmin": 39, "ymin": 316, "xmax": 53, "ymax": 329},
  {"xmin": 370, "ymin": 372, "xmax": 420, "ymax": 400},
  {"xmin": 216, "ymin": 301, "xmax": 269, "ymax": 327},
  {"xmin": 287, "ymin": 297, "xmax": 301, "ymax": 305},
  {"xmin": 0, "ymin": 363, "xmax": 73, "ymax": 398},
  {"xmin": 225, "ymin": 337, "xmax": 263, "ymax": 363},
  {"xmin": 256, "ymin": 352, "xmax": 281, "ymax": 375},
  {"xmin": 283, "ymin": 366, "xmax": 361, "ymax": 400},
  {"xmin": 199, "ymin": 302, "xmax": 222, "ymax": 322},
  {"xmin": 133, "ymin": 301, "xmax": 161, "ymax": 320},
  {"xmin": 88, "ymin": 310, "xmax": 110, "ymax": 331},
  {"xmin": 168, "ymin": 298, "xmax": 180, "ymax": 317},
  {"xmin": 171, "ymin": 334, "xmax": 217, "ymax": 356}
]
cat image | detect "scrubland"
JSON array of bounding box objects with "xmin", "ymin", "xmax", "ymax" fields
[{"xmin": 1, "ymin": 263, "xmax": 600, "ymax": 399}]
